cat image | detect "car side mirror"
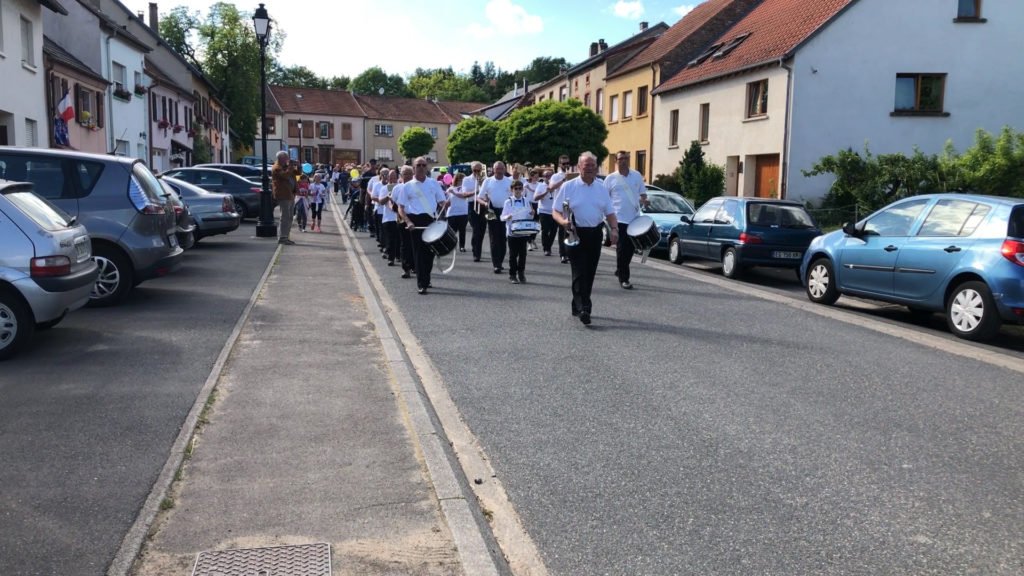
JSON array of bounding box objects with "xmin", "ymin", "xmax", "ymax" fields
[
  {"xmin": 680, "ymin": 215, "xmax": 691, "ymax": 224},
  {"xmin": 842, "ymin": 221, "xmax": 859, "ymax": 236}
]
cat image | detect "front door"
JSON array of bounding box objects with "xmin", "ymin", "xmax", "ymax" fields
[
  {"xmin": 754, "ymin": 154, "xmax": 780, "ymax": 198},
  {"xmin": 318, "ymin": 145, "xmax": 333, "ymax": 165}
]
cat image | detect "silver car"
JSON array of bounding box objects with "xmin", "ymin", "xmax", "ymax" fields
[
  {"xmin": 0, "ymin": 180, "xmax": 98, "ymax": 360},
  {"xmin": 159, "ymin": 177, "xmax": 240, "ymax": 241}
]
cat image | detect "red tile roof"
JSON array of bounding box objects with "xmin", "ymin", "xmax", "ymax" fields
[
  {"xmin": 356, "ymin": 95, "xmax": 488, "ymax": 124},
  {"xmin": 655, "ymin": 0, "xmax": 855, "ymax": 93},
  {"xmin": 269, "ymin": 85, "xmax": 365, "ymax": 117},
  {"xmin": 608, "ymin": 0, "xmax": 760, "ymax": 80}
]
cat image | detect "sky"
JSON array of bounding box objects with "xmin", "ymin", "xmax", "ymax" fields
[{"xmin": 122, "ymin": 0, "xmax": 699, "ymax": 80}]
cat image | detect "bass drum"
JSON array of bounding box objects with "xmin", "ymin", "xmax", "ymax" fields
[
  {"xmin": 422, "ymin": 220, "xmax": 457, "ymax": 257},
  {"xmin": 626, "ymin": 215, "xmax": 660, "ymax": 252}
]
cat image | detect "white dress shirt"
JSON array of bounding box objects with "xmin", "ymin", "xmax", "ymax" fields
[
  {"xmin": 382, "ymin": 183, "xmax": 399, "ymax": 223},
  {"xmin": 553, "ymin": 177, "xmax": 613, "ymax": 227},
  {"xmin": 533, "ymin": 182, "xmax": 553, "ymax": 214},
  {"xmin": 605, "ymin": 169, "xmax": 647, "ymax": 225},
  {"xmin": 446, "ymin": 185, "xmax": 469, "ymax": 217},
  {"xmin": 480, "ymin": 176, "xmax": 512, "ymax": 209},
  {"xmin": 394, "ymin": 178, "xmax": 446, "ymax": 215},
  {"xmin": 501, "ymin": 195, "xmax": 533, "ymax": 235}
]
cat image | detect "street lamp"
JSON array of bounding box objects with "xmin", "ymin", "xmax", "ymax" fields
[
  {"xmin": 297, "ymin": 119, "xmax": 303, "ymax": 163},
  {"xmin": 253, "ymin": 3, "xmax": 275, "ymax": 238}
]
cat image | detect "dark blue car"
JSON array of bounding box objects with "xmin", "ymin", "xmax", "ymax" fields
[
  {"xmin": 801, "ymin": 193, "xmax": 1024, "ymax": 341},
  {"xmin": 667, "ymin": 197, "xmax": 820, "ymax": 278}
]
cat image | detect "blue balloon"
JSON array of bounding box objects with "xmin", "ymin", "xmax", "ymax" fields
[{"xmin": 302, "ymin": 162, "xmax": 313, "ymax": 174}]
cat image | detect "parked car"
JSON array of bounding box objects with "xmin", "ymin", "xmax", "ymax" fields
[
  {"xmin": 194, "ymin": 163, "xmax": 264, "ymax": 178},
  {"xmin": 602, "ymin": 190, "xmax": 695, "ymax": 249},
  {"xmin": 160, "ymin": 167, "xmax": 264, "ymax": 219},
  {"xmin": 0, "ymin": 180, "xmax": 99, "ymax": 359},
  {"xmin": 159, "ymin": 177, "xmax": 240, "ymax": 241},
  {"xmin": 801, "ymin": 193, "xmax": 1024, "ymax": 341},
  {"xmin": 0, "ymin": 147, "xmax": 183, "ymax": 307},
  {"xmin": 667, "ymin": 197, "xmax": 821, "ymax": 278},
  {"xmin": 162, "ymin": 183, "xmax": 196, "ymax": 250}
]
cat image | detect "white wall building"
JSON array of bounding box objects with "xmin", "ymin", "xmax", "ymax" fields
[
  {"xmin": 103, "ymin": 32, "xmax": 148, "ymax": 159},
  {"xmin": 652, "ymin": 0, "xmax": 1024, "ymax": 204},
  {"xmin": 0, "ymin": 0, "xmax": 67, "ymax": 146}
]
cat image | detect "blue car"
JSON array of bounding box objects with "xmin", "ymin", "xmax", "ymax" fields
[
  {"xmin": 801, "ymin": 193, "xmax": 1024, "ymax": 341},
  {"xmin": 667, "ymin": 197, "xmax": 821, "ymax": 278}
]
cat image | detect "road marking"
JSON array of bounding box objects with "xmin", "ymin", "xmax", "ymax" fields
[
  {"xmin": 330, "ymin": 210, "xmax": 527, "ymax": 575},
  {"xmin": 631, "ymin": 251, "xmax": 1024, "ymax": 376}
]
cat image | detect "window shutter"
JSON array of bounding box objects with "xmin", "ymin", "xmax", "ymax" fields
[
  {"xmin": 74, "ymin": 85, "xmax": 82, "ymax": 122},
  {"xmin": 328, "ymin": 122, "xmax": 335, "ymax": 138},
  {"xmin": 288, "ymin": 120, "xmax": 298, "ymax": 138},
  {"xmin": 96, "ymin": 92, "xmax": 104, "ymax": 128}
]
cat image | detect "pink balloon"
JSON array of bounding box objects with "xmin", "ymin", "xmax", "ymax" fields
[{"xmin": 442, "ymin": 174, "xmax": 453, "ymax": 185}]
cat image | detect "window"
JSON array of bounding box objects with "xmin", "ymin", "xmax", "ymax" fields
[
  {"xmin": 688, "ymin": 42, "xmax": 723, "ymax": 67},
  {"xmin": 112, "ymin": 62, "xmax": 127, "ymax": 90},
  {"xmin": 318, "ymin": 121, "xmax": 331, "ymax": 139},
  {"xmin": 714, "ymin": 33, "xmax": 750, "ymax": 59},
  {"xmin": 699, "ymin": 103, "xmax": 710, "ymax": 143},
  {"xmin": 151, "ymin": 93, "xmax": 158, "ymax": 121},
  {"xmin": 374, "ymin": 148, "xmax": 393, "ymax": 161},
  {"xmin": 559, "ymin": 86, "xmax": 567, "ymax": 102},
  {"xmin": 894, "ymin": 74, "xmax": 946, "ymax": 114},
  {"xmin": 610, "ymin": 94, "xmax": 619, "ymax": 122},
  {"xmin": 623, "ymin": 91, "xmax": 633, "ymax": 119},
  {"xmin": 669, "ymin": 110, "xmax": 679, "ymax": 147},
  {"xmin": 746, "ymin": 79, "xmax": 768, "ymax": 118},
  {"xmin": 426, "ymin": 126, "xmax": 438, "ymax": 138},
  {"xmin": 75, "ymin": 85, "xmax": 93, "ymax": 125},
  {"xmin": 918, "ymin": 199, "xmax": 990, "ymax": 237},
  {"xmin": 637, "ymin": 86, "xmax": 648, "ymax": 116},
  {"xmin": 584, "ymin": 93, "xmax": 591, "ymax": 108},
  {"xmin": 21, "ymin": 16, "xmax": 34, "ymax": 66},
  {"xmin": 24, "ymin": 118, "xmax": 37, "ymax": 146},
  {"xmin": 596, "ymin": 89, "xmax": 604, "ymax": 114},
  {"xmin": 374, "ymin": 124, "xmax": 393, "ymax": 137},
  {"xmin": 341, "ymin": 122, "xmax": 352, "ymax": 140},
  {"xmin": 635, "ymin": 150, "xmax": 646, "ymax": 177},
  {"xmin": 263, "ymin": 117, "xmax": 275, "ymax": 134},
  {"xmin": 718, "ymin": 200, "xmax": 739, "ymax": 225},
  {"xmin": 863, "ymin": 198, "xmax": 930, "ymax": 236},
  {"xmin": 427, "ymin": 150, "xmax": 438, "ymax": 163},
  {"xmin": 692, "ymin": 198, "xmax": 724, "ymax": 223},
  {"xmin": 134, "ymin": 71, "xmax": 142, "ymax": 88},
  {"xmin": 957, "ymin": 0, "xmax": 982, "ymax": 19}
]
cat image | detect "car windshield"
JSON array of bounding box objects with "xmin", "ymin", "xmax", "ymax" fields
[
  {"xmin": 644, "ymin": 193, "xmax": 693, "ymax": 214},
  {"xmin": 4, "ymin": 189, "xmax": 74, "ymax": 230},
  {"xmin": 747, "ymin": 203, "xmax": 816, "ymax": 228}
]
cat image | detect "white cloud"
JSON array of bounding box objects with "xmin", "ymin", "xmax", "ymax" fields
[
  {"xmin": 468, "ymin": 0, "xmax": 544, "ymax": 39},
  {"xmin": 674, "ymin": 3, "xmax": 698, "ymax": 17},
  {"xmin": 613, "ymin": 0, "xmax": 644, "ymax": 20}
]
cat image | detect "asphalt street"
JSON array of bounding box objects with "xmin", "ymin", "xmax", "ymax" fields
[
  {"xmin": 351, "ymin": 227, "xmax": 1023, "ymax": 575},
  {"xmin": 0, "ymin": 223, "xmax": 277, "ymax": 576}
]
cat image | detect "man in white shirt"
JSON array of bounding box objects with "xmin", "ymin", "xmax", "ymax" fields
[
  {"xmin": 396, "ymin": 157, "xmax": 447, "ymax": 294},
  {"xmin": 381, "ymin": 170, "xmax": 401, "ymax": 266},
  {"xmin": 477, "ymin": 161, "xmax": 512, "ymax": 274},
  {"xmin": 533, "ymin": 168, "xmax": 558, "ymax": 256},
  {"xmin": 371, "ymin": 168, "xmax": 389, "ymax": 251},
  {"xmin": 465, "ymin": 161, "xmax": 488, "ymax": 262},
  {"xmin": 548, "ymin": 154, "xmax": 576, "ymax": 263},
  {"xmin": 553, "ymin": 152, "xmax": 618, "ymax": 326},
  {"xmin": 604, "ymin": 150, "xmax": 649, "ymax": 289}
]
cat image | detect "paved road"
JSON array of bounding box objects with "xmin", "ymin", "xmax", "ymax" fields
[
  {"xmin": 351, "ymin": 229, "xmax": 1023, "ymax": 575},
  {"xmin": 0, "ymin": 223, "xmax": 277, "ymax": 575}
]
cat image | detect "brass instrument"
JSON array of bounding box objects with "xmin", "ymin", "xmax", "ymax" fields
[
  {"xmin": 562, "ymin": 200, "xmax": 579, "ymax": 247},
  {"xmin": 473, "ymin": 175, "xmax": 487, "ymax": 216}
]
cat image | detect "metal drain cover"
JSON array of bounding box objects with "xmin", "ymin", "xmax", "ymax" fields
[{"xmin": 191, "ymin": 542, "xmax": 331, "ymax": 576}]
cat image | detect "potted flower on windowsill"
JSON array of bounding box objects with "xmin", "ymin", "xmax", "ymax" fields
[
  {"xmin": 134, "ymin": 83, "xmax": 147, "ymax": 96},
  {"xmin": 187, "ymin": 129, "xmax": 196, "ymax": 138},
  {"xmin": 113, "ymin": 86, "xmax": 132, "ymax": 101},
  {"xmin": 78, "ymin": 110, "xmax": 95, "ymax": 129},
  {"xmin": 173, "ymin": 124, "xmax": 184, "ymax": 134},
  {"xmin": 157, "ymin": 118, "xmax": 170, "ymax": 130}
]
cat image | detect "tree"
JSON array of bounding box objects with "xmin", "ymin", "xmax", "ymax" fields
[
  {"xmin": 495, "ymin": 100, "xmax": 608, "ymax": 166},
  {"xmin": 448, "ymin": 116, "xmax": 500, "ymax": 165},
  {"xmin": 521, "ymin": 56, "xmax": 571, "ymax": 85},
  {"xmin": 159, "ymin": 6, "xmax": 202, "ymax": 70},
  {"xmin": 327, "ymin": 75, "xmax": 350, "ymax": 91},
  {"xmin": 677, "ymin": 141, "xmax": 724, "ymax": 206},
  {"xmin": 349, "ymin": 66, "xmax": 412, "ymax": 97},
  {"xmin": 269, "ymin": 64, "xmax": 327, "ymax": 89},
  {"xmin": 408, "ymin": 67, "xmax": 489, "ymax": 102},
  {"xmin": 398, "ymin": 127, "xmax": 435, "ymax": 162}
]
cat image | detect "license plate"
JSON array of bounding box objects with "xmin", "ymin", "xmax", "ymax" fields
[
  {"xmin": 772, "ymin": 251, "xmax": 801, "ymax": 259},
  {"xmin": 74, "ymin": 240, "xmax": 90, "ymax": 262},
  {"xmin": 168, "ymin": 234, "xmax": 178, "ymax": 248}
]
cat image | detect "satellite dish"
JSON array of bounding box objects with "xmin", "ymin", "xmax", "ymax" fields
[{"xmin": 378, "ymin": 87, "xmax": 385, "ymax": 95}]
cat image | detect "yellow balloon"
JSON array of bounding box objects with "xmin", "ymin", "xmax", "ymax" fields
[{"xmin": 350, "ymin": 169, "xmax": 360, "ymax": 178}]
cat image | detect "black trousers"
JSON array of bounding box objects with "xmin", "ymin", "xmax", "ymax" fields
[
  {"xmin": 400, "ymin": 226, "xmax": 415, "ymax": 273},
  {"xmin": 409, "ymin": 213, "xmax": 435, "ymax": 289},
  {"xmin": 617, "ymin": 222, "xmax": 637, "ymax": 284},
  {"xmin": 569, "ymin": 226, "xmax": 603, "ymax": 315},
  {"xmin": 469, "ymin": 208, "xmax": 487, "ymax": 259},
  {"xmin": 539, "ymin": 213, "xmax": 557, "ymax": 253},
  {"xmin": 508, "ymin": 236, "xmax": 527, "ymax": 278},
  {"xmin": 375, "ymin": 213, "xmax": 384, "ymax": 244},
  {"xmin": 487, "ymin": 207, "xmax": 506, "ymax": 269},
  {"xmin": 448, "ymin": 214, "xmax": 468, "ymax": 250},
  {"xmin": 383, "ymin": 220, "xmax": 399, "ymax": 262}
]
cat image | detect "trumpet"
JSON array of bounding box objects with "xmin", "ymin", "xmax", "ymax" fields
[
  {"xmin": 562, "ymin": 200, "xmax": 579, "ymax": 247},
  {"xmin": 479, "ymin": 193, "xmax": 497, "ymax": 220}
]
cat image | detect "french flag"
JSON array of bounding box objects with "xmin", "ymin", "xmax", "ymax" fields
[{"xmin": 56, "ymin": 90, "xmax": 75, "ymax": 123}]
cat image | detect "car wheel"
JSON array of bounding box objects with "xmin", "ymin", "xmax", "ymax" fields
[
  {"xmin": 946, "ymin": 280, "xmax": 1001, "ymax": 341},
  {"xmin": 669, "ymin": 237, "xmax": 684, "ymax": 264},
  {"xmin": 806, "ymin": 257, "xmax": 839, "ymax": 305},
  {"xmin": 0, "ymin": 287, "xmax": 34, "ymax": 361},
  {"xmin": 233, "ymin": 198, "xmax": 247, "ymax": 219},
  {"xmin": 89, "ymin": 247, "xmax": 134, "ymax": 307},
  {"xmin": 721, "ymin": 247, "xmax": 741, "ymax": 279}
]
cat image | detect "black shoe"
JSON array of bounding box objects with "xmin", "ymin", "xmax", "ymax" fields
[
  {"xmin": 401, "ymin": 271, "xmax": 411, "ymax": 279},
  {"xmin": 418, "ymin": 287, "xmax": 427, "ymax": 294},
  {"xmin": 473, "ymin": 257, "xmax": 481, "ymax": 262},
  {"xmin": 510, "ymin": 277, "xmax": 520, "ymax": 284},
  {"xmin": 560, "ymin": 257, "xmax": 569, "ymax": 264},
  {"xmin": 544, "ymin": 250, "xmax": 551, "ymax": 256},
  {"xmin": 621, "ymin": 281, "xmax": 633, "ymax": 290},
  {"xmin": 382, "ymin": 253, "xmax": 388, "ymax": 259},
  {"xmin": 494, "ymin": 268, "xmax": 502, "ymax": 274},
  {"xmin": 519, "ymin": 275, "xmax": 526, "ymax": 283},
  {"xmin": 388, "ymin": 260, "xmax": 395, "ymax": 266},
  {"xmin": 571, "ymin": 307, "xmax": 580, "ymax": 317},
  {"xmin": 579, "ymin": 312, "xmax": 591, "ymax": 325},
  {"xmin": 459, "ymin": 247, "xmax": 466, "ymax": 252}
]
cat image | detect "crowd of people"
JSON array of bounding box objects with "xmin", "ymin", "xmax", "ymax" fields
[{"xmin": 270, "ymin": 150, "xmax": 649, "ymax": 326}]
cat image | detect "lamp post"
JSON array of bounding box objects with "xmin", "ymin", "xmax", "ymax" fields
[
  {"xmin": 253, "ymin": 3, "xmax": 276, "ymax": 237},
  {"xmin": 297, "ymin": 119, "xmax": 303, "ymax": 164}
]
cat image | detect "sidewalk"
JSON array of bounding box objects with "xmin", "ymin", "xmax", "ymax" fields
[{"xmin": 128, "ymin": 206, "xmax": 495, "ymax": 575}]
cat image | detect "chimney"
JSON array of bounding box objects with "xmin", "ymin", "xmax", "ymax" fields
[
  {"xmin": 640, "ymin": 21, "xmax": 648, "ymax": 31},
  {"xmin": 598, "ymin": 39, "xmax": 608, "ymax": 53},
  {"xmin": 590, "ymin": 42, "xmax": 599, "ymax": 57},
  {"xmin": 149, "ymin": 3, "xmax": 159, "ymax": 34},
  {"xmin": 137, "ymin": 11, "xmax": 144, "ymax": 20}
]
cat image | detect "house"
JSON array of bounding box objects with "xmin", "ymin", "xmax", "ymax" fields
[
  {"xmin": 269, "ymin": 85, "xmax": 365, "ymax": 166},
  {"xmin": 1, "ymin": 0, "xmax": 68, "ymax": 146},
  {"xmin": 356, "ymin": 94, "xmax": 487, "ymax": 166},
  {"xmin": 472, "ymin": 82, "xmax": 532, "ymax": 122},
  {"xmin": 146, "ymin": 58, "xmax": 194, "ymax": 171},
  {"xmin": 652, "ymin": 0, "xmax": 1024, "ymax": 203},
  {"xmin": 603, "ymin": 0, "xmax": 760, "ymax": 178},
  {"xmin": 43, "ymin": 36, "xmax": 109, "ymax": 153}
]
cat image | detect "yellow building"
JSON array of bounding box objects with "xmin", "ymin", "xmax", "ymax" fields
[{"xmin": 602, "ymin": 0, "xmax": 760, "ymax": 178}]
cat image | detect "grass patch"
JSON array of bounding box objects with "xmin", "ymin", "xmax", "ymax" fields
[
  {"xmin": 159, "ymin": 497, "xmax": 175, "ymax": 511},
  {"xmin": 198, "ymin": 390, "xmax": 218, "ymax": 427}
]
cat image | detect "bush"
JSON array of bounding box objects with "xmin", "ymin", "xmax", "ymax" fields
[
  {"xmin": 651, "ymin": 171, "xmax": 682, "ymax": 192},
  {"xmin": 676, "ymin": 141, "xmax": 724, "ymax": 206}
]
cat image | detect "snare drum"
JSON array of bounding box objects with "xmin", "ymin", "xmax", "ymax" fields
[
  {"xmin": 626, "ymin": 215, "xmax": 660, "ymax": 252},
  {"xmin": 509, "ymin": 219, "xmax": 541, "ymax": 238},
  {"xmin": 422, "ymin": 220, "xmax": 457, "ymax": 257}
]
